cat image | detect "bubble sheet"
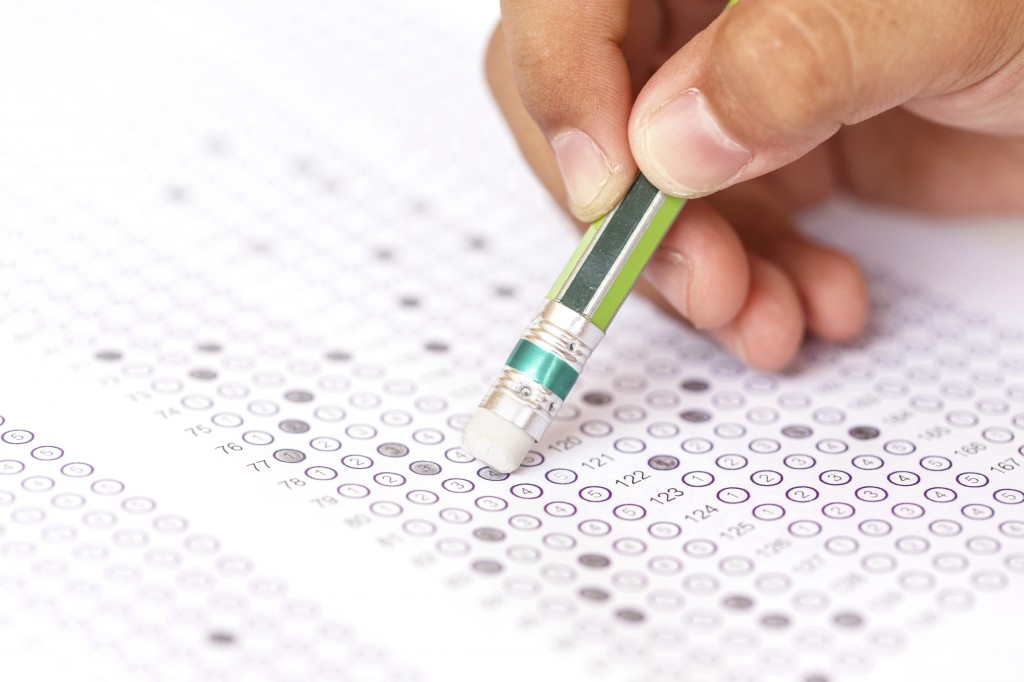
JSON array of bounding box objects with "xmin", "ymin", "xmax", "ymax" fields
[
  {"xmin": 0, "ymin": 417, "xmax": 417, "ymax": 682},
  {"xmin": 0, "ymin": 1, "xmax": 1023, "ymax": 681}
]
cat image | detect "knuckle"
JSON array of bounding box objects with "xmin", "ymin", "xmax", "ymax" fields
[
  {"xmin": 497, "ymin": 1, "xmax": 627, "ymax": 131},
  {"xmin": 713, "ymin": 0, "xmax": 857, "ymax": 133},
  {"xmin": 510, "ymin": 47, "xmax": 598, "ymax": 130}
]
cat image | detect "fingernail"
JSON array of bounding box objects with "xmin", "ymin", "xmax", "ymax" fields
[
  {"xmin": 714, "ymin": 326, "xmax": 750, "ymax": 365},
  {"xmin": 637, "ymin": 88, "xmax": 751, "ymax": 197},
  {"xmin": 645, "ymin": 246, "xmax": 691, "ymax": 320},
  {"xmin": 551, "ymin": 130, "xmax": 615, "ymax": 217},
  {"xmin": 732, "ymin": 331, "xmax": 749, "ymax": 364}
]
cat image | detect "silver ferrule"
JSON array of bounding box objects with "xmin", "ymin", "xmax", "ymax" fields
[
  {"xmin": 479, "ymin": 300, "xmax": 604, "ymax": 441},
  {"xmin": 522, "ymin": 299, "xmax": 604, "ymax": 372},
  {"xmin": 480, "ymin": 366, "xmax": 561, "ymax": 441}
]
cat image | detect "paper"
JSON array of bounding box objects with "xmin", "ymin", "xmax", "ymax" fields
[{"xmin": 0, "ymin": 2, "xmax": 1022, "ymax": 681}]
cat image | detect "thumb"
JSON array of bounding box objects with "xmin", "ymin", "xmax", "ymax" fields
[{"xmin": 628, "ymin": 0, "xmax": 1024, "ymax": 197}]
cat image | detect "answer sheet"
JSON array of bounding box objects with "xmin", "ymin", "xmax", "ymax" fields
[{"xmin": 0, "ymin": 2, "xmax": 1022, "ymax": 681}]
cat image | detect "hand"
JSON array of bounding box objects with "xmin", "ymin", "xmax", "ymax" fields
[{"xmin": 485, "ymin": 0, "xmax": 1024, "ymax": 369}]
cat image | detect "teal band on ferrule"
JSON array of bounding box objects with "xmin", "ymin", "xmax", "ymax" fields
[{"xmin": 505, "ymin": 339, "xmax": 579, "ymax": 400}]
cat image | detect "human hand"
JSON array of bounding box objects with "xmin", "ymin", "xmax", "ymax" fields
[{"xmin": 485, "ymin": 0, "xmax": 1024, "ymax": 369}]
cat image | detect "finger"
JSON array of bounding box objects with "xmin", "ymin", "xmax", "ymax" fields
[
  {"xmin": 487, "ymin": 25, "xmax": 747, "ymax": 336},
  {"xmin": 487, "ymin": 27, "xmax": 753, "ymax": 338},
  {"xmin": 709, "ymin": 254, "xmax": 805, "ymax": 371},
  {"xmin": 485, "ymin": 24, "xmax": 568, "ymax": 209},
  {"xmin": 627, "ymin": 0, "xmax": 1024, "ymax": 198},
  {"xmin": 643, "ymin": 199, "xmax": 749, "ymax": 330},
  {"xmin": 836, "ymin": 108, "xmax": 1024, "ymax": 213},
  {"xmin": 709, "ymin": 182, "xmax": 868, "ymax": 342},
  {"xmin": 498, "ymin": 0, "xmax": 637, "ymax": 221},
  {"xmin": 771, "ymin": 238, "xmax": 868, "ymax": 343}
]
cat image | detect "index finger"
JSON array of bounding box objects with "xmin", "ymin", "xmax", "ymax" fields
[{"xmin": 498, "ymin": 0, "xmax": 636, "ymax": 221}]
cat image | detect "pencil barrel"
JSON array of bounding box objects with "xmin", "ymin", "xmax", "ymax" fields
[
  {"xmin": 547, "ymin": 174, "xmax": 685, "ymax": 331},
  {"xmin": 475, "ymin": 175, "xmax": 683, "ymax": 445}
]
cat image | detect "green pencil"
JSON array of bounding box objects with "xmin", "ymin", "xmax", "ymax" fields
[{"xmin": 463, "ymin": 174, "xmax": 686, "ymax": 472}]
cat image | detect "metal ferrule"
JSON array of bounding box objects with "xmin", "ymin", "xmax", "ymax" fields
[
  {"xmin": 478, "ymin": 300, "xmax": 604, "ymax": 441},
  {"xmin": 480, "ymin": 367, "xmax": 562, "ymax": 441},
  {"xmin": 522, "ymin": 300, "xmax": 604, "ymax": 372}
]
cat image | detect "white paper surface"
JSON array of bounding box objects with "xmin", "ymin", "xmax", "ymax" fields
[{"xmin": 0, "ymin": 2, "xmax": 1022, "ymax": 681}]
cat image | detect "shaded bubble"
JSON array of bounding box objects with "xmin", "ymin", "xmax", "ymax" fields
[
  {"xmin": 410, "ymin": 461, "xmax": 442, "ymax": 476},
  {"xmin": 615, "ymin": 608, "xmax": 646, "ymax": 623},
  {"xmin": 781, "ymin": 425, "xmax": 812, "ymax": 439},
  {"xmin": 325, "ymin": 350, "xmax": 352, "ymax": 362},
  {"xmin": 682, "ymin": 379, "xmax": 710, "ymax": 392},
  {"xmin": 722, "ymin": 595, "xmax": 754, "ymax": 610},
  {"xmin": 681, "ymin": 410, "xmax": 712, "ymax": 423},
  {"xmin": 278, "ymin": 419, "xmax": 310, "ymax": 434},
  {"xmin": 760, "ymin": 613, "xmax": 791, "ymax": 629},
  {"xmin": 95, "ymin": 350, "xmax": 122, "ymax": 362},
  {"xmin": 273, "ymin": 449, "xmax": 306, "ymax": 464},
  {"xmin": 473, "ymin": 528, "xmax": 506, "ymax": 543},
  {"xmin": 477, "ymin": 467, "xmax": 509, "ymax": 481},
  {"xmin": 189, "ymin": 369, "xmax": 218, "ymax": 381},
  {"xmin": 425, "ymin": 341, "xmax": 449, "ymax": 353},
  {"xmin": 849, "ymin": 426, "xmax": 880, "ymax": 440},
  {"xmin": 472, "ymin": 559, "xmax": 503, "ymax": 574},
  {"xmin": 579, "ymin": 554, "xmax": 611, "ymax": 569},
  {"xmin": 378, "ymin": 443, "xmax": 410, "ymax": 458},
  {"xmin": 208, "ymin": 631, "xmax": 236, "ymax": 646},
  {"xmin": 832, "ymin": 612, "xmax": 864, "ymax": 628},
  {"xmin": 648, "ymin": 456, "xmax": 679, "ymax": 471},
  {"xmin": 284, "ymin": 390, "xmax": 314, "ymax": 403},
  {"xmin": 583, "ymin": 392, "xmax": 613, "ymax": 405},
  {"xmin": 578, "ymin": 587, "xmax": 610, "ymax": 602}
]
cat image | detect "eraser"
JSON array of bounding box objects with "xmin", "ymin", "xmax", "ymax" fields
[{"xmin": 461, "ymin": 407, "xmax": 533, "ymax": 474}]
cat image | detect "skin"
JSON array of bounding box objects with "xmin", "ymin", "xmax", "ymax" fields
[{"xmin": 486, "ymin": 0, "xmax": 1024, "ymax": 370}]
